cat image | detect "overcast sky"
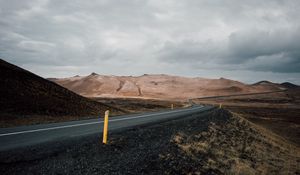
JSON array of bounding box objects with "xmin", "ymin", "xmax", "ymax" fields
[{"xmin": 1, "ymin": 0, "xmax": 299, "ymax": 84}]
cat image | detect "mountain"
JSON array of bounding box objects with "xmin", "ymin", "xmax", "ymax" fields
[
  {"xmin": 0, "ymin": 59, "xmax": 123, "ymax": 120},
  {"xmin": 281, "ymin": 82, "xmax": 299, "ymax": 89},
  {"xmin": 50, "ymin": 73, "xmax": 286, "ymax": 100}
]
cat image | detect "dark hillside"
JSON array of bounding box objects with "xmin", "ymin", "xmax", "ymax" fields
[
  {"xmin": 0, "ymin": 59, "xmax": 123, "ymax": 126},
  {"xmin": 281, "ymin": 82, "xmax": 299, "ymax": 89}
]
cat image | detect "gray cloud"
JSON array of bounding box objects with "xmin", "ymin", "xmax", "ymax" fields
[
  {"xmin": 159, "ymin": 27, "xmax": 300, "ymax": 73},
  {"xmin": 228, "ymin": 28, "xmax": 300, "ymax": 63},
  {"xmin": 0, "ymin": 0, "xmax": 300, "ymax": 84}
]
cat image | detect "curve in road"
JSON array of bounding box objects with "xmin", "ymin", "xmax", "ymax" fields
[{"xmin": 0, "ymin": 105, "xmax": 214, "ymax": 151}]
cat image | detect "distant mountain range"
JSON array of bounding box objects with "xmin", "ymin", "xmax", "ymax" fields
[{"xmin": 49, "ymin": 73, "xmax": 298, "ymax": 100}]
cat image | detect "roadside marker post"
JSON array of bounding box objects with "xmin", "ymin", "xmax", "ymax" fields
[
  {"xmin": 171, "ymin": 104, "xmax": 174, "ymax": 110},
  {"xmin": 103, "ymin": 110, "xmax": 109, "ymax": 144},
  {"xmin": 219, "ymin": 104, "xmax": 222, "ymax": 108}
]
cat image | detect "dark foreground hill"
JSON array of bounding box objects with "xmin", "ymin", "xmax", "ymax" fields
[
  {"xmin": 0, "ymin": 109, "xmax": 298, "ymax": 174},
  {"xmin": 0, "ymin": 59, "xmax": 123, "ymax": 127}
]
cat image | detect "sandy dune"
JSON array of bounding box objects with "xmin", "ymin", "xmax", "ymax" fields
[{"xmin": 50, "ymin": 73, "xmax": 286, "ymax": 100}]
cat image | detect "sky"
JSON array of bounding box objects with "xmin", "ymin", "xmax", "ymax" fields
[{"xmin": 0, "ymin": 0, "xmax": 300, "ymax": 84}]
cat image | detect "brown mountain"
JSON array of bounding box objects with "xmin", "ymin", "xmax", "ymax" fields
[
  {"xmin": 50, "ymin": 73, "xmax": 286, "ymax": 100},
  {"xmin": 0, "ymin": 59, "xmax": 123, "ymax": 122}
]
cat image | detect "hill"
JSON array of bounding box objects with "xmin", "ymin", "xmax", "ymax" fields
[
  {"xmin": 281, "ymin": 82, "xmax": 299, "ymax": 89},
  {"xmin": 0, "ymin": 59, "xmax": 123, "ymax": 127},
  {"xmin": 50, "ymin": 73, "xmax": 286, "ymax": 100}
]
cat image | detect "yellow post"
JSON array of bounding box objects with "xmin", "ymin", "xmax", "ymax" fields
[
  {"xmin": 219, "ymin": 103, "xmax": 222, "ymax": 108},
  {"xmin": 103, "ymin": 110, "xmax": 109, "ymax": 144},
  {"xmin": 171, "ymin": 104, "xmax": 174, "ymax": 110}
]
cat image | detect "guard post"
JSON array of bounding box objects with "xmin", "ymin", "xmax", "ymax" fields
[{"xmin": 103, "ymin": 110, "xmax": 109, "ymax": 144}]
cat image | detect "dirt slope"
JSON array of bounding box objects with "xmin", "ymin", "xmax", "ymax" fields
[
  {"xmin": 51, "ymin": 73, "xmax": 286, "ymax": 100},
  {"xmin": 0, "ymin": 59, "xmax": 123, "ymax": 126}
]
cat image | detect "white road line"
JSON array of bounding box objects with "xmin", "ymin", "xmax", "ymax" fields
[{"xmin": 0, "ymin": 106, "xmax": 203, "ymax": 137}]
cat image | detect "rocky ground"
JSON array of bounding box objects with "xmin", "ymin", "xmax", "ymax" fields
[
  {"xmin": 0, "ymin": 109, "xmax": 298, "ymax": 175},
  {"xmin": 194, "ymin": 88, "xmax": 300, "ymax": 145},
  {"xmin": 93, "ymin": 97, "xmax": 188, "ymax": 113}
]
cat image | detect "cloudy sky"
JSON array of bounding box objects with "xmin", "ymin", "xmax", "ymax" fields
[{"xmin": 0, "ymin": 0, "xmax": 299, "ymax": 84}]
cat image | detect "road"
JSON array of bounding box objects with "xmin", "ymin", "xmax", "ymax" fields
[{"xmin": 0, "ymin": 105, "xmax": 213, "ymax": 151}]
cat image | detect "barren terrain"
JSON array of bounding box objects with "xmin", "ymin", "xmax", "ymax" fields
[
  {"xmin": 1, "ymin": 109, "xmax": 298, "ymax": 174},
  {"xmin": 92, "ymin": 97, "xmax": 189, "ymax": 113},
  {"xmin": 50, "ymin": 73, "xmax": 286, "ymax": 100},
  {"xmin": 193, "ymin": 88, "xmax": 300, "ymax": 145},
  {"xmin": 0, "ymin": 59, "xmax": 124, "ymax": 127},
  {"xmin": 1, "ymin": 59, "xmax": 299, "ymax": 174}
]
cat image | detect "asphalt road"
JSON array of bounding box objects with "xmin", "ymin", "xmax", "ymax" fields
[{"xmin": 0, "ymin": 105, "xmax": 213, "ymax": 151}]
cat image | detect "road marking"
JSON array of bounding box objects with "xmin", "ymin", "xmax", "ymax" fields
[{"xmin": 0, "ymin": 106, "xmax": 204, "ymax": 137}]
